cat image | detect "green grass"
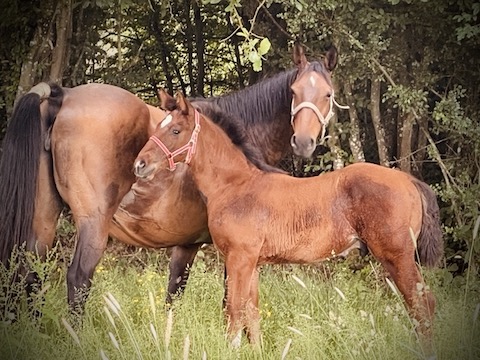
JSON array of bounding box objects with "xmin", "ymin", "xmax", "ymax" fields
[{"xmin": 0, "ymin": 248, "xmax": 479, "ymax": 360}]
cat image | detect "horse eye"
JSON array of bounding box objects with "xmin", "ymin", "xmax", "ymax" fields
[
  {"xmin": 327, "ymin": 92, "xmax": 332, "ymax": 98},
  {"xmin": 172, "ymin": 129, "xmax": 180, "ymax": 135}
]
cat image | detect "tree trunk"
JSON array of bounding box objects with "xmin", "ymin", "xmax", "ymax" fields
[
  {"xmin": 50, "ymin": 0, "xmax": 72, "ymax": 84},
  {"xmin": 370, "ymin": 77, "xmax": 389, "ymax": 167},
  {"xmin": 399, "ymin": 112, "xmax": 415, "ymax": 173},
  {"xmin": 327, "ymin": 126, "xmax": 345, "ymax": 170},
  {"xmin": 227, "ymin": 15, "xmax": 245, "ymax": 89},
  {"xmin": 343, "ymin": 80, "xmax": 365, "ymax": 162},
  {"xmin": 413, "ymin": 115, "xmax": 428, "ymax": 177},
  {"xmin": 15, "ymin": 24, "xmax": 43, "ymax": 107},
  {"xmin": 116, "ymin": 0, "xmax": 123, "ymax": 73},
  {"xmin": 193, "ymin": 2, "xmax": 204, "ymax": 97},
  {"xmin": 149, "ymin": 3, "xmax": 174, "ymax": 93},
  {"xmin": 183, "ymin": 0, "xmax": 195, "ymax": 95}
]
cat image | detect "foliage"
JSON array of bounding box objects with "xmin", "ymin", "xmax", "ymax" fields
[{"xmin": 0, "ymin": 1, "xmax": 479, "ymax": 273}]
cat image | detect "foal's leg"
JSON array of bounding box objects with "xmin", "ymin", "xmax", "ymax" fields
[
  {"xmin": 166, "ymin": 244, "xmax": 202, "ymax": 304},
  {"xmin": 224, "ymin": 252, "xmax": 259, "ymax": 347},
  {"xmin": 245, "ymin": 268, "xmax": 261, "ymax": 345},
  {"xmin": 371, "ymin": 249, "xmax": 436, "ymax": 356}
]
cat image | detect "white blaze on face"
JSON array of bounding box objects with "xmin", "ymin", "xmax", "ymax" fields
[
  {"xmin": 160, "ymin": 114, "xmax": 172, "ymax": 128},
  {"xmin": 309, "ymin": 75, "xmax": 316, "ymax": 87}
]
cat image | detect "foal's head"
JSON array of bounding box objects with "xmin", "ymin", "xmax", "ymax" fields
[
  {"xmin": 134, "ymin": 90, "xmax": 285, "ymax": 179},
  {"xmin": 134, "ymin": 90, "xmax": 197, "ymax": 179},
  {"xmin": 290, "ymin": 43, "xmax": 346, "ymax": 158}
]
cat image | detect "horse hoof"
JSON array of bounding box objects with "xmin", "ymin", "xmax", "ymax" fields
[{"xmin": 230, "ymin": 330, "xmax": 242, "ymax": 349}]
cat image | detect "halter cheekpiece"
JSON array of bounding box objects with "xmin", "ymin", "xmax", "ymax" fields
[
  {"xmin": 290, "ymin": 91, "xmax": 349, "ymax": 144},
  {"xmin": 149, "ymin": 110, "xmax": 201, "ymax": 171}
]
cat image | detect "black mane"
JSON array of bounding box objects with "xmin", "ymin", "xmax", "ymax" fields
[
  {"xmin": 192, "ymin": 102, "xmax": 285, "ymax": 174},
  {"xmin": 193, "ymin": 69, "xmax": 297, "ymax": 127}
]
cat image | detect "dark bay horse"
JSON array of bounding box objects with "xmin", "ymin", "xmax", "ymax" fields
[
  {"xmin": 0, "ymin": 44, "xmax": 344, "ymax": 310},
  {"xmin": 134, "ymin": 92, "xmax": 443, "ymax": 355}
]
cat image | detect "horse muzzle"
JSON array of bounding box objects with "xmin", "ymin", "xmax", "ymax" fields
[
  {"xmin": 134, "ymin": 159, "xmax": 155, "ymax": 180},
  {"xmin": 290, "ymin": 134, "xmax": 316, "ymax": 158}
]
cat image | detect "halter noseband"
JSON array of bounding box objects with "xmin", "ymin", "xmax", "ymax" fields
[
  {"xmin": 148, "ymin": 110, "xmax": 201, "ymax": 171},
  {"xmin": 290, "ymin": 91, "xmax": 349, "ymax": 144}
]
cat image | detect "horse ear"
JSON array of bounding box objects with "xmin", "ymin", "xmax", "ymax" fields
[
  {"xmin": 158, "ymin": 89, "xmax": 176, "ymax": 111},
  {"xmin": 175, "ymin": 92, "xmax": 190, "ymax": 115},
  {"xmin": 324, "ymin": 45, "xmax": 338, "ymax": 72},
  {"xmin": 292, "ymin": 42, "xmax": 308, "ymax": 71}
]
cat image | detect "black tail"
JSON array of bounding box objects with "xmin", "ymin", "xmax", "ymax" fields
[
  {"xmin": 0, "ymin": 83, "xmax": 63, "ymax": 266},
  {"xmin": 413, "ymin": 179, "xmax": 444, "ymax": 268}
]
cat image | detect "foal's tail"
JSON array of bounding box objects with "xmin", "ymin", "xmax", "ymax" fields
[
  {"xmin": 0, "ymin": 83, "xmax": 64, "ymax": 267},
  {"xmin": 412, "ymin": 179, "xmax": 444, "ymax": 268}
]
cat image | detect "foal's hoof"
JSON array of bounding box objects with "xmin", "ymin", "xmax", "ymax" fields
[{"xmin": 229, "ymin": 330, "xmax": 242, "ymax": 349}]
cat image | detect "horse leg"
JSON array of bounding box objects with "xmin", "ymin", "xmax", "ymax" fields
[
  {"xmin": 166, "ymin": 244, "xmax": 202, "ymax": 304},
  {"xmin": 67, "ymin": 216, "xmax": 109, "ymax": 316},
  {"xmin": 224, "ymin": 251, "xmax": 259, "ymax": 348},
  {"xmin": 375, "ymin": 253, "xmax": 436, "ymax": 356},
  {"xmin": 245, "ymin": 268, "xmax": 260, "ymax": 345}
]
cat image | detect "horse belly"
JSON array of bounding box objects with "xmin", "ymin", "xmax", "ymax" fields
[
  {"xmin": 258, "ymin": 225, "xmax": 354, "ymax": 265},
  {"xmin": 109, "ymin": 178, "xmax": 209, "ymax": 248},
  {"xmin": 109, "ymin": 209, "xmax": 207, "ymax": 248}
]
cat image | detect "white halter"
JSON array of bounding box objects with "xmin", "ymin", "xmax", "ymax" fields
[{"xmin": 290, "ymin": 91, "xmax": 349, "ymax": 144}]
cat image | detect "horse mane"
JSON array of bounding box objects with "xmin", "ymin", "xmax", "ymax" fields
[
  {"xmin": 193, "ymin": 69, "xmax": 298, "ymax": 127},
  {"xmin": 161, "ymin": 100, "xmax": 280, "ymax": 174}
]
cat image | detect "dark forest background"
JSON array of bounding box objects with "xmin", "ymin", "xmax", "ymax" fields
[{"xmin": 0, "ymin": 0, "xmax": 479, "ymax": 274}]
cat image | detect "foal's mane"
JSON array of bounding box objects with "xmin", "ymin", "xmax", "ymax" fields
[{"xmin": 186, "ymin": 102, "xmax": 284, "ymax": 174}]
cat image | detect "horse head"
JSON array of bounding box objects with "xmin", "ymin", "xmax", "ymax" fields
[
  {"xmin": 134, "ymin": 90, "xmax": 199, "ymax": 178},
  {"xmin": 290, "ymin": 43, "xmax": 348, "ymax": 158}
]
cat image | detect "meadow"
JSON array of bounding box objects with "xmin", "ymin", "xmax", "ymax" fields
[{"xmin": 0, "ymin": 244, "xmax": 479, "ymax": 360}]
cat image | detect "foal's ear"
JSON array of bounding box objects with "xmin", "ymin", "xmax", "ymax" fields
[
  {"xmin": 175, "ymin": 92, "xmax": 190, "ymax": 115},
  {"xmin": 324, "ymin": 45, "xmax": 338, "ymax": 72},
  {"xmin": 158, "ymin": 89, "xmax": 177, "ymax": 111},
  {"xmin": 292, "ymin": 42, "xmax": 308, "ymax": 71}
]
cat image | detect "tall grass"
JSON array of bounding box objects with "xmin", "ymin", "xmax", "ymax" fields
[{"xmin": 0, "ymin": 248, "xmax": 478, "ymax": 360}]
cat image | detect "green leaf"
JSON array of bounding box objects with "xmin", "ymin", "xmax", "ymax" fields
[
  {"xmin": 294, "ymin": 0, "xmax": 303, "ymax": 11},
  {"xmin": 258, "ymin": 37, "xmax": 271, "ymax": 56},
  {"xmin": 248, "ymin": 50, "xmax": 260, "ymax": 64}
]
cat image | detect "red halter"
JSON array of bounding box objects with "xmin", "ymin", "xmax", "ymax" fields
[{"xmin": 148, "ymin": 110, "xmax": 201, "ymax": 171}]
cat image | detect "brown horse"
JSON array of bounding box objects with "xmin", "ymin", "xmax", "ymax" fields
[
  {"xmin": 0, "ymin": 44, "xmax": 344, "ymax": 311},
  {"xmin": 134, "ymin": 92, "xmax": 443, "ymax": 354},
  {"xmin": 110, "ymin": 43, "xmax": 350, "ymax": 302}
]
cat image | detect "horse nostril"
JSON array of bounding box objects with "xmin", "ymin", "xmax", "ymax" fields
[
  {"xmin": 135, "ymin": 160, "xmax": 146, "ymax": 174},
  {"xmin": 310, "ymin": 138, "xmax": 315, "ymax": 147}
]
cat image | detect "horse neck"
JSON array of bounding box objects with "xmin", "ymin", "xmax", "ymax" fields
[
  {"xmin": 189, "ymin": 116, "xmax": 260, "ymax": 199},
  {"xmin": 212, "ymin": 70, "xmax": 297, "ymax": 163}
]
